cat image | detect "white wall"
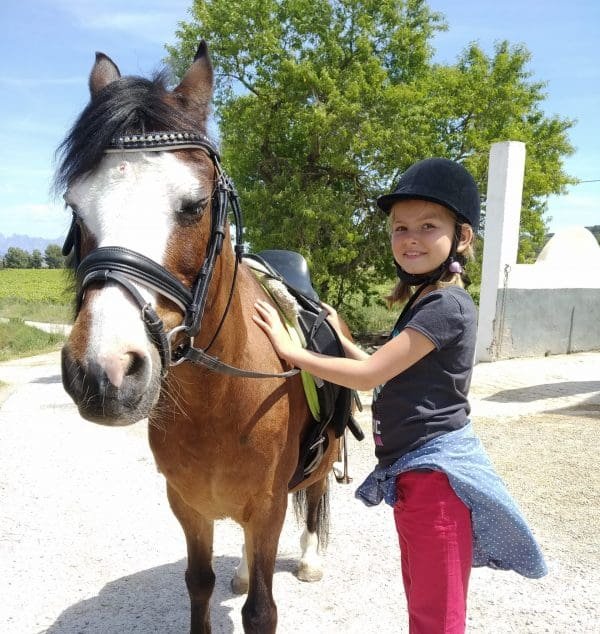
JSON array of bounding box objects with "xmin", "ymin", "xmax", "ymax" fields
[{"xmin": 476, "ymin": 142, "xmax": 600, "ymax": 362}]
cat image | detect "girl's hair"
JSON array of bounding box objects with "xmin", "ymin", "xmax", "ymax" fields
[{"xmin": 385, "ymin": 221, "xmax": 475, "ymax": 307}]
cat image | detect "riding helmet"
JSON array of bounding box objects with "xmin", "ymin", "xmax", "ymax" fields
[{"xmin": 376, "ymin": 158, "xmax": 481, "ymax": 230}]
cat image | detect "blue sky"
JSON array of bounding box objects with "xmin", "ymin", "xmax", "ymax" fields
[{"xmin": 0, "ymin": 0, "xmax": 598, "ymax": 241}]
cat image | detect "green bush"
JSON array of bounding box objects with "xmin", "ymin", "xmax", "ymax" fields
[{"xmin": 341, "ymin": 278, "xmax": 480, "ymax": 336}]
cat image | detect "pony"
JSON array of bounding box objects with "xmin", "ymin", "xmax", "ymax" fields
[{"xmin": 57, "ymin": 42, "xmax": 346, "ymax": 634}]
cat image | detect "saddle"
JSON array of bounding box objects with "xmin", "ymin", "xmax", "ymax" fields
[{"xmin": 244, "ymin": 249, "xmax": 364, "ymax": 489}]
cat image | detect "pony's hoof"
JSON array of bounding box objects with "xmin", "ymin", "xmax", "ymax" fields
[
  {"xmin": 231, "ymin": 575, "xmax": 249, "ymax": 595},
  {"xmin": 332, "ymin": 461, "xmax": 344, "ymax": 479},
  {"xmin": 296, "ymin": 562, "xmax": 323, "ymax": 583}
]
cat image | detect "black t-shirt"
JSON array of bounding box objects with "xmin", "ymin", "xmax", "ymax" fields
[{"xmin": 372, "ymin": 286, "xmax": 477, "ymax": 468}]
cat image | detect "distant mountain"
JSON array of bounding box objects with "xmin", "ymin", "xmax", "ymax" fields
[{"xmin": 0, "ymin": 233, "xmax": 62, "ymax": 256}]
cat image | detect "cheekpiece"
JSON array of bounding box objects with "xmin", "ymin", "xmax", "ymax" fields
[{"xmin": 105, "ymin": 131, "xmax": 219, "ymax": 158}]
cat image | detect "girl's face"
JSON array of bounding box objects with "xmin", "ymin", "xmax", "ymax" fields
[{"xmin": 390, "ymin": 199, "xmax": 472, "ymax": 274}]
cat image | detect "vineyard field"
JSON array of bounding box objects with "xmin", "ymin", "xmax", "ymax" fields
[{"xmin": 0, "ymin": 269, "xmax": 73, "ymax": 303}]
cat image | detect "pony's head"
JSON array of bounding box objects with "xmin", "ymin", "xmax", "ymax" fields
[{"xmin": 57, "ymin": 43, "xmax": 224, "ymax": 425}]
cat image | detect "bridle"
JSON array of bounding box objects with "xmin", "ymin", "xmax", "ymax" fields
[{"xmin": 62, "ymin": 131, "xmax": 298, "ymax": 380}]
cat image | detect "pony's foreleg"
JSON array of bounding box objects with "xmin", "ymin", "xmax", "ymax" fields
[
  {"xmin": 167, "ymin": 484, "xmax": 215, "ymax": 634},
  {"xmin": 296, "ymin": 476, "xmax": 329, "ymax": 582},
  {"xmin": 240, "ymin": 494, "xmax": 287, "ymax": 634}
]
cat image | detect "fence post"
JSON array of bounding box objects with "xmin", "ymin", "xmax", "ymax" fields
[{"xmin": 475, "ymin": 141, "xmax": 526, "ymax": 362}]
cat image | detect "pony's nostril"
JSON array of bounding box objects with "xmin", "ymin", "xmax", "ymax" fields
[
  {"xmin": 101, "ymin": 351, "xmax": 147, "ymax": 388},
  {"xmin": 126, "ymin": 352, "xmax": 146, "ymax": 378}
]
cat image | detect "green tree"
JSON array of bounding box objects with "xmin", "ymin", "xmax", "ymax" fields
[
  {"xmin": 44, "ymin": 244, "xmax": 65, "ymax": 269},
  {"xmin": 30, "ymin": 249, "xmax": 43, "ymax": 269},
  {"xmin": 3, "ymin": 247, "xmax": 31, "ymax": 269},
  {"xmin": 169, "ymin": 0, "xmax": 575, "ymax": 307},
  {"xmin": 418, "ymin": 42, "xmax": 575, "ymax": 262}
]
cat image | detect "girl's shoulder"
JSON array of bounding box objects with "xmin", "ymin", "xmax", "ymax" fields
[
  {"xmin": 416, "ymin": 285, "xmax": 476, "ymax": 317},
  {"xmin": 402, "ymin": 286, "xmax": 476, "ymax": 355}
]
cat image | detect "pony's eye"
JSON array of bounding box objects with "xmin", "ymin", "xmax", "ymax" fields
[{"xmin": 180, "ymin": 198, "xmax": 208, "ymax": 216}]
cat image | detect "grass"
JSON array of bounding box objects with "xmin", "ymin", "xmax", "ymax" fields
[
  {"xmin": 0, "ymin": 268, "xmax": 73, "ymax": 302},
  {"xmin": 0, "ymin": 319, "xmax": 65, "ymax": 362},
  {"xmin": 0, "ymin": 297, "xmax": 73, "ymax": 323},
  {"xmin": 0, "ymin": 269, "xmax": 74, "ymax": 323}
]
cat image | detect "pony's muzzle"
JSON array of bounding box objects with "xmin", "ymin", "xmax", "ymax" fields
[{"xmin": 61, "ymin": 344, "xmax": 159, "ymax": 425}]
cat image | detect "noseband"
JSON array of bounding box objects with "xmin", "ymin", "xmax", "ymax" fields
[{"xmin": 63, "ymin": 132, "xmax": 298, "ymax": 380}]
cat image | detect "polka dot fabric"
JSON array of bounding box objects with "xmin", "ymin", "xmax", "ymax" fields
[{"xmin": 356, "ymin": 422, "xmax": 547, "ymax": 579}]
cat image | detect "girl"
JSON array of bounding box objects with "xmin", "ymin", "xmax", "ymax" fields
[{"xmin": 253, "ymin": 158, "xmax": 546, "ymax": 633}]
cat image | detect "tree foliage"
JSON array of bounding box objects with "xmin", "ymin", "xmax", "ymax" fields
[
  {"xmin": 30, "ymin": 249, "xmax": 43, "ymax": 269},
  {"xmin": 1, "ymin": 245, "xmax": 65, "ymax": 269},
  {"xmin": 168, "ymin": 0, "xmax": 575, "ymax": 308},
  {"xmin": 3, "ymin": 247, "xmax": 32, "ymax": 269},
  {"xmin": 44, "ymin": 244, "xmax": 66, "ymax": 269}
]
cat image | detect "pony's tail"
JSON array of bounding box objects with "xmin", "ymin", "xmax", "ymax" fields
[{"xmin": 293, "ymin": 478, "xmax": 330, "ymax": 550}]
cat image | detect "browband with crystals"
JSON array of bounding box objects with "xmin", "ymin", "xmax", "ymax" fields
[{"xmin": 105, "ymin": 131, "xmax": 219, "ymax": 157}]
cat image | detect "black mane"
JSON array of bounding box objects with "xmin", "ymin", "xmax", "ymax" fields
[{"xmin": 54, "ymin": 71, "xmax": 204, "ymax": 192}]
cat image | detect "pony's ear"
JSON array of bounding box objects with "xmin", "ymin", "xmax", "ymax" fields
[
  {"xmin": 173, "ymin": 41, "xmax": 214, "ymax": 108},
  {"xmin": 89, "ymin": 52, "xmax": 121, "ymax": 98}
]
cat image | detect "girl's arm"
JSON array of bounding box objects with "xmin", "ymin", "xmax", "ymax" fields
[{"xmin": 253, "ymin": 300, "xmax": 434, "ymax": 391}]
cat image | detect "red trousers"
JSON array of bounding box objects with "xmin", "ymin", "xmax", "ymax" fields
[{"xmin": 394, "ymin": 470, "xmax": 472, "ymax": 634}]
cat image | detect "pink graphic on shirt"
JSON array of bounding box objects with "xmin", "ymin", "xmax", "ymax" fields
[{"xmin": 373, "ymin": 418, "xmax": 383, "ymax": 446}]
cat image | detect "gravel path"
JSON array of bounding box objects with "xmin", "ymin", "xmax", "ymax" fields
[{"xmin": 1, "ymin": 351, "xmax": 599, "ymax": 633}]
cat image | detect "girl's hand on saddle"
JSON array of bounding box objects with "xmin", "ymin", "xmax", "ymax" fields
[
  {"xmin": 321, "ymin": 301, "xmax": 343, "ymax": 335},
  {"xmin": 253, "ymin": 300, "xmax": 298, "ymax": 364}
]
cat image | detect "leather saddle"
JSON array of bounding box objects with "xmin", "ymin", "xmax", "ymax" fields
[{"xmin": 244, "ymin": 249, "xmax": 364, "ymax": 489}]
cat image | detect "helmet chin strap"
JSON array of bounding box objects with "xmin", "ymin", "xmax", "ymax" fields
[{"xmin": 394, "ymin": 257, "xmax": 450, "ymax": 286}]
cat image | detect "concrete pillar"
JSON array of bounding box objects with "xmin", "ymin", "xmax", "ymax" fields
[{"xmin": 475, "ymin": 141, "xmax": 526, "ymax": 362}]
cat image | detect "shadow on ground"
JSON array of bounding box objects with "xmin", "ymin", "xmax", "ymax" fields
[
  {"xmin": 485, "ymin": 381, "xmax": 600, "ymax": 404},
  {"xmin": 45, "ymin": 554, "xmax": 300, "ymax": 634},
  {"xmin": 32, "ymin": 375, "xmax": 62, "ymax": 385}
]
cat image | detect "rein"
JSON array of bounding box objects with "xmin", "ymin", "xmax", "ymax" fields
[{"xmin": 63, "ymin": 131, "xmax": 298, "ymax": 380}]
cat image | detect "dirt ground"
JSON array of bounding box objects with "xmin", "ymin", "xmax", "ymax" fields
[
  {"xmin": 469, "ymin": 412, "xmax": 599, "ymax": 632},
  {"xmin": 1, "ymin": 351, "xmax": 599, "ymax": 633}
]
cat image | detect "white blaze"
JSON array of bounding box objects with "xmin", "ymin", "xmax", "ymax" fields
[{"xmin": 67, "ymin": 152, "xmax": 203, "ymax": 371}]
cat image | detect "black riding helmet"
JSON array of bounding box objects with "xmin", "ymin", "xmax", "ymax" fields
[{"xmin": 377, "ymin": 158, "xmax": 480, "ymax": 230}]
